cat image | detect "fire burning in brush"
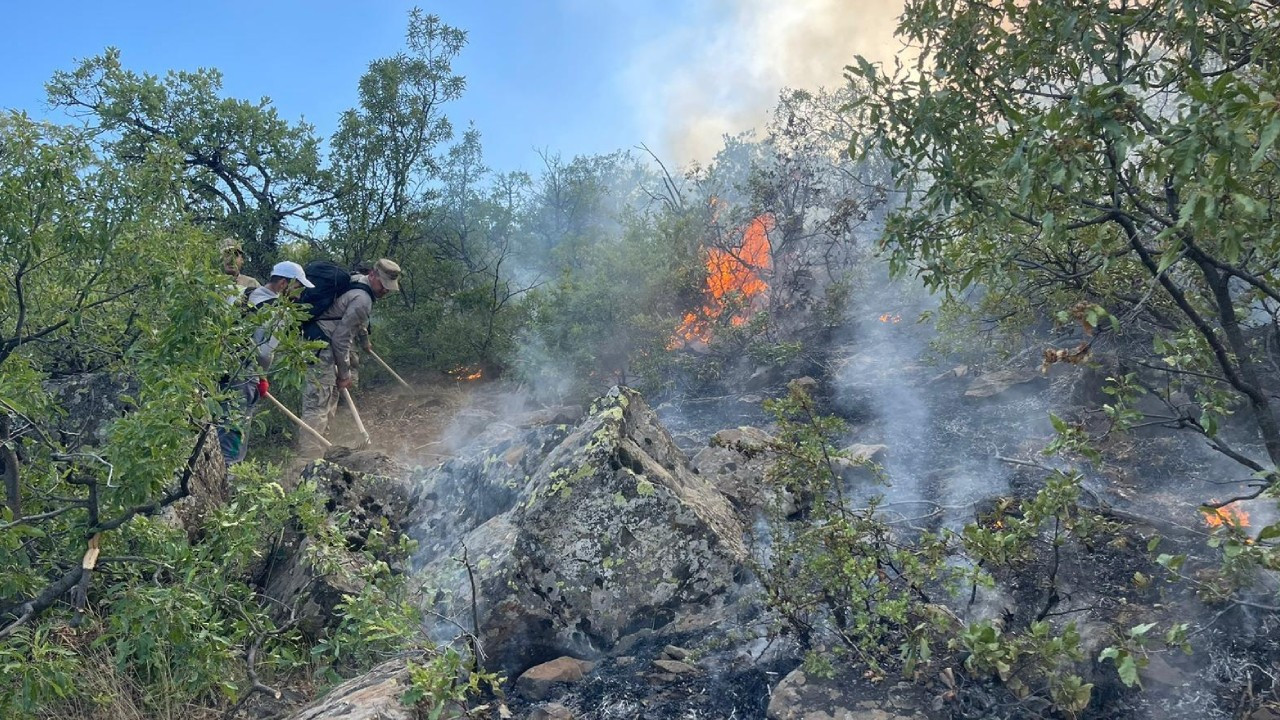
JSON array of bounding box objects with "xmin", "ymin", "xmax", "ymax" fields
[
  {"xmin": 878, "ymin": 312, "xmax": 902, "ymax": 324},
  {"xmin": 671, "ymin": 213, "xmax": 775, "ymax": 349},
  {"xmin": 448, "ymin": 367, "xmax": 483, "ymax": 382},
  {"xmin": 1201, "ymin": 502, "xmax": 1249, "ymax": 529}
]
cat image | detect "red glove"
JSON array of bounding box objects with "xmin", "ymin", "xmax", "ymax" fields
[{"xmin": 257, "ymin": 378, "xmax": 270, "ymax": 396}]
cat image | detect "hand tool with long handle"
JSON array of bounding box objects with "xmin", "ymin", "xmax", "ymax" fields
[
  {"xmin": 261, "ymin": 392, "xmax": 332, "ymax": 449},
  {"xmin": 367, "ymin": 349, "xmax": 411, "ymax": 389},
  {"xmin": 340, "ymin": 387, "xmax": 371, "ymax": 447}
]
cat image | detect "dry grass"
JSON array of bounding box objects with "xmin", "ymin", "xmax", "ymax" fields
[{"xmin": 33, "ymin": 648, "xmax": 222, "ymax": 720}]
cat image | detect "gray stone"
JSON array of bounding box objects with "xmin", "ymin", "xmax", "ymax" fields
[
  {"xmin": 416, "ymin": 387, "xmax": 746, "ymax": 674},
  {"xmin": 693, "ymin": 427, "xmax": 776, "ymax": 510},
  {"xmin": 661, "ymin": 644, "xmax": 691, "ymax": 661},
  {"xmin": 651, "ymin": 659, "xmax": 699, "ymax": 675},
  {"xmin": 767, "ymin": 669, "xmax": 926, "ymax": 720},
  {"xmin": 842, "ymin": 444, "xmax": 888, "ymax": 464},
  {"xmin": 710, "ymin": 426, "xmax": 774, "ymax": 455},
  {"xmin": 528, "ymin": 703, "xmax": 575, "ymax": 720},
  {"xmin": 963, "ymin": 369, "xmax": 1046, "ymax": 399},
  {"xmin": 264, "ymin": 459, "xmax": 418, "ymax": 638},
  {"xmin": 929, "ymin": 365, "xmax": 969, "ymax": 383}
]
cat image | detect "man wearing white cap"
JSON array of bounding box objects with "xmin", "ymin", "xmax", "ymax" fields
[
  {"xmin": 248, "ymin": 261, "xmax": 314, "ymax": 374},
  {"xmin": 217, "ymin": 261, "xmax": 313, "ymax": 467}
]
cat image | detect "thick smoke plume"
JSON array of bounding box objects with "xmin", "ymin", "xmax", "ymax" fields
[{"xmin": 627, "ymin": 0, "xmax": 905, "ymax": 165}]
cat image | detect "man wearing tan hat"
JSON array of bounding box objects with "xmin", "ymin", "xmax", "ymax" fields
[
  {"xmin": 299, "ymin": 258, "xmax": 400, "ymax": 455},
  {"xmin": 220, "ymin": 237, "xmax": 260, "ymax": 302}
]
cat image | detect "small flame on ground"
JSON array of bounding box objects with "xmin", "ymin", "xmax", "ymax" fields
[
  {"xmin": 1202, "ymin": 502, "xmax": 1249, "ymax": 529},
  {"xmin": 671, "ymin": 212, "xmax": 775, "ymax": 349},
  {"xmin": 448, "ymin": 367, "xmax": 483, "ymax": 382},
  {"xmin": 878, "ymin": 313, "xmax": 902, "ymax": 324}
]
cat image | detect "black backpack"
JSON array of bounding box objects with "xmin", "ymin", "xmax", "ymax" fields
[{"xmin": 298, "ymin": 261, "xmax": 373, "ymax": 341}]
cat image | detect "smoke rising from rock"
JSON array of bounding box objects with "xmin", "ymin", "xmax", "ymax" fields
[{"xmin": 627, "ymin": 0, "xmax": 905, "ymax": 165}]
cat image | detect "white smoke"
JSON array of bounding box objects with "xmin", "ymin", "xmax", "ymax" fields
[{"xmin": 625, "ymin": 0, "xmax": 905, "ymax": 165}]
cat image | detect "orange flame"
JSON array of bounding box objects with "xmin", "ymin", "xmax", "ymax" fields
[
  {"xmin": 878, "ymin": 313, "xmax": 902, "ymax": 324},
  {"xmin": 1202, "ymin": 502, "xmax": 1249, "ymax": 529},
  {"xmin": 671, "ymin": 213, "xmax": 774, "ymax": 348},
  {"xmin": 448, "ymin": 367, "xmax": 483, "ymax": 382}
]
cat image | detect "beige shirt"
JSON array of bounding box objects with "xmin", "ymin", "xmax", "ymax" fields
[{"xmin": 315, "ymin": 286, "xmax": 372, "ymax": 380}]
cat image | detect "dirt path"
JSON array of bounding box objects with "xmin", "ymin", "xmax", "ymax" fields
[{"xmin": 322, "ymin": 371, "xmax": 521, "ymax": 468}]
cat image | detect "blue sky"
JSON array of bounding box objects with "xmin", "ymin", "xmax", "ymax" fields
[{"xmin": 0, "ymin": 1, "xmax": 899, "ymax": 171}]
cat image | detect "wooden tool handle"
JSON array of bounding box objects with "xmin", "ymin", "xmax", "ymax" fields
[
  {"xmin": 262, "ymin": 392, "xmax": 332, "ymax": 448},
  {"xmin": 340, "ymin": 388, "xmax": 371, "ymax": 446},
  {"xmin": 368, "ymin": 350, "xmax": 411, "ymax": 389}
]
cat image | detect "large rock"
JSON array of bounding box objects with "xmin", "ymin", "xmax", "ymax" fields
[
  {"xmin": 44, "ymin": 372, "xmax": 228, "ymax": 538},
  {"xmin": 264, "ymin": 458, "xmax": 418, "ymax": 637},
  {"xmin": 409, "ymin": 420, "xmax": 573, "ymax": 565},
  {"xmin": 286, "ymin": 655, "xmax": 420, "ymax": 720},
  {"xmin": 767, "ymin": 669, "xmax": 927, "ymax": 720},
  {"xmin": 43, "ymin": 372, "xmax": 137, "ymax": 446},
  {"xmin": 416, "ymin": 387, "xmax": 747, "ymax": 674},
  {"xmin": 169, "ymin": 428, "xmax": 231, "ymax": 539},
  {"xmin": 515, "ymin": 656, "xmax": 595, "ymax": 700}
]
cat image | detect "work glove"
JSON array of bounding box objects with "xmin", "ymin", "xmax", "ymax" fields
[{"xmin": 257, "ymin": 378, "xmax": 270, "ymax": 397}]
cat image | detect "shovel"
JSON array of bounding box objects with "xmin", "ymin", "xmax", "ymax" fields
[
  {"xmin": 366, "ymin": 349, "xmax": 411, "ymax": 389},
  {"xmin": 340, "ymin": 387, "xmax": 372, "ymax": 447},
  {"xmin": 261, "ymin": 392, "xmax": 332, "ymax": 449}
]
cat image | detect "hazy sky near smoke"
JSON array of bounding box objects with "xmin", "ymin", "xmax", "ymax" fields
[
  {"xmin": 627, "ymin": 0, "xmax": 906, "ymax": 164},
  {"xmin": 0, "ymin": 0, "xmax": 904, "ymax": 170}
]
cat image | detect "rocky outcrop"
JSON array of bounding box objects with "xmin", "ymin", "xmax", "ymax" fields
[
  {"xmin": 169, "ymin": 429, "xmax": 231, "ymax": 538},
  {"xmin": 43, "ymin": 372, "xmax": 137, "ymax": 446},
  {"xmin": 44, "ymin": 372, "xmax": 228, "ymax": 538},
  {"xmin": 264, "ymin": 457, "xmax": 418, "ymax": 637},
  {"xmin": 413, "ymin": 387, "xmax": 748, "ymax": 674}
]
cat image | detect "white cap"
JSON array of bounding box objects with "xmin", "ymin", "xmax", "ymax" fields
[{"xmin": 270, "ymin": 261, "xmax": 314, "ymax": 288}]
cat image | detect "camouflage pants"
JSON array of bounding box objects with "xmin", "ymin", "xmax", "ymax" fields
[{"xmin": 299, "ymin": 348, "xmax": 340, "ymax": 457}]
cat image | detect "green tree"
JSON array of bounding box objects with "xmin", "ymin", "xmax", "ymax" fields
[
  {"xmin": 329, "ymin": 8, "xmax": 467, "ymax": 265},
  {"xmin": 0, "ymin": 113, "xmax": 278, "ymax": 712},
  {"xmin": 848, "ymin": 0, "xmax": 1280, "ymax": 483},
  {"xmin": 46, "ymin": 49, "xmax": 336, "ymax": 268},
  {"xmin": 375, "ymin": 128, "xmax": 536, "ymax": 373}
]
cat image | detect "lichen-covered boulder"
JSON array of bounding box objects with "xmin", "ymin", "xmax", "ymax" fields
[
  {"xmin": 417, "ymin": 387, "xmax": 747, "ymax": 674},
  {"xmin": 408, "ymin": 419, "xmax": 573, "ymax": 565},
  {"xmin": 690, "ymin": 426, "xmax": 775, "ymax": 511}
]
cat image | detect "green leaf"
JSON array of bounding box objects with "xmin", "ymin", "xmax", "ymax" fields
[
  {"xmin": 1128, "ymin": 622, "xmax": 1157, "ymax": 638},
  {"xmin": 1252, "ymin": 117, "xmax": 1280, "ymax": 169},
  {"xmin": 1116, "ymin": 654, "xmax": 1140, "ymax": 688}
]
